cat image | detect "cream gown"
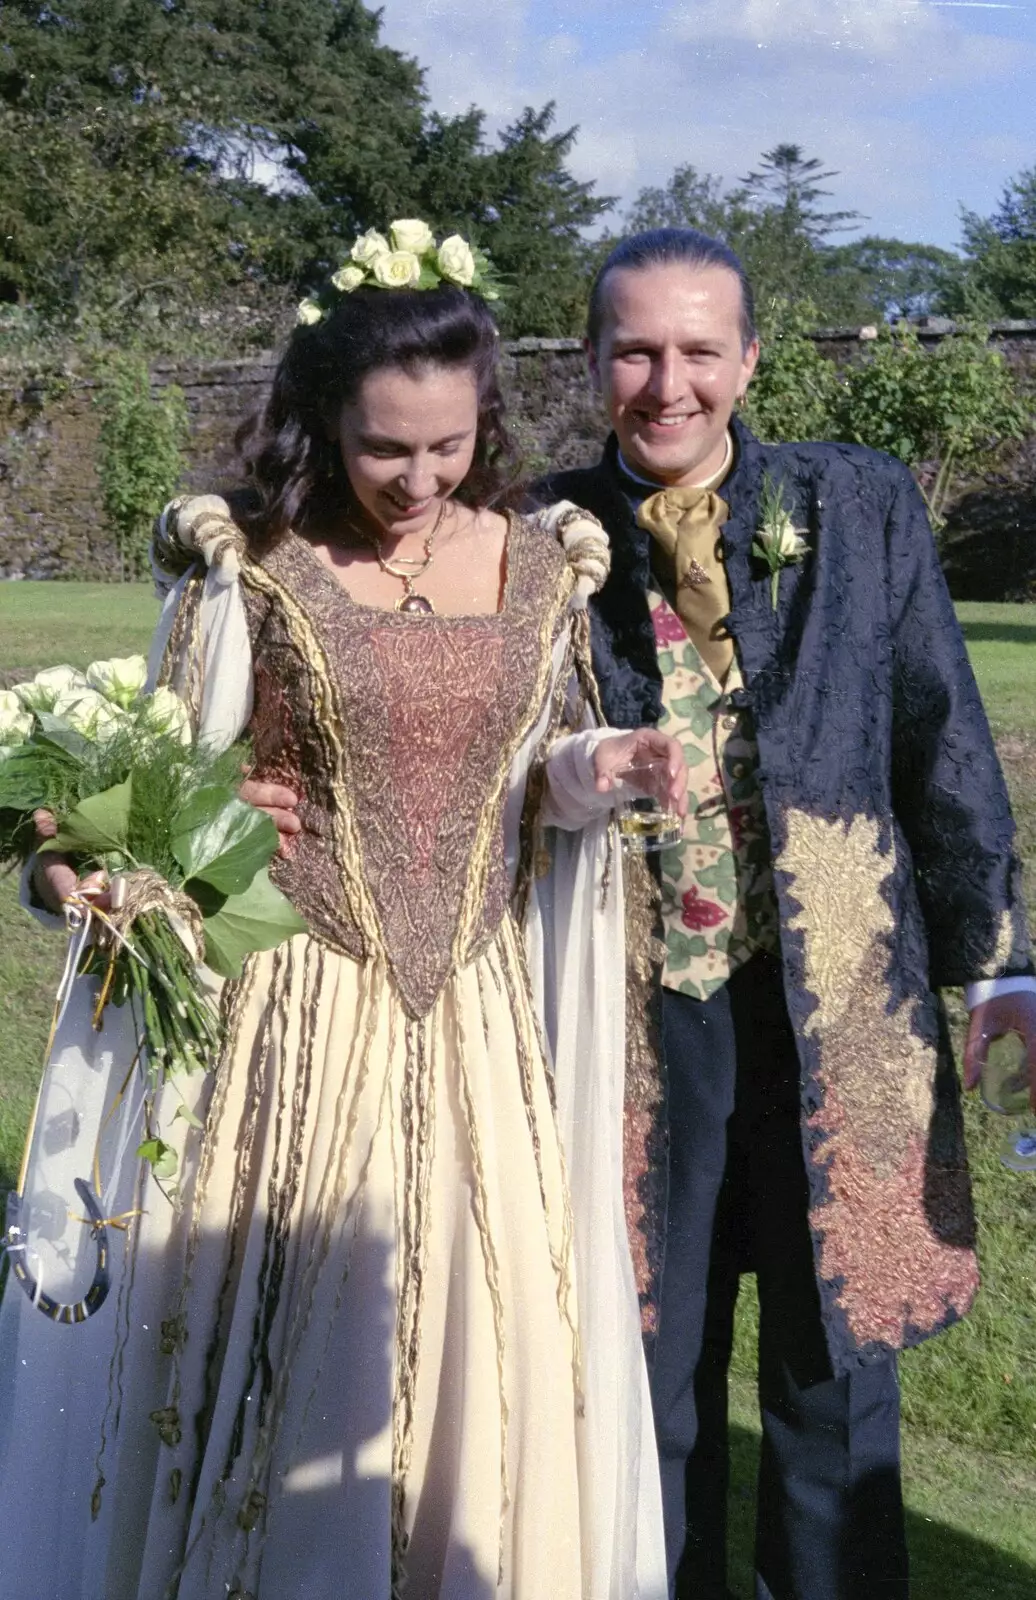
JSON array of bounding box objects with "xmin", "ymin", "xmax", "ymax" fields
[{"xmin": 0, "ymin": 513, "xmax": 666, "ymax": 1598}]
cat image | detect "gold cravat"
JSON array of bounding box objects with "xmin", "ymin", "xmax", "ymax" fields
[{"xmin": 636, "ymin": 485, "xmax": 734, "ymax": 681}]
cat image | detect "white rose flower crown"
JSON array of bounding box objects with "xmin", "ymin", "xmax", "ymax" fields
[{"xmin": 296, "ymin": 218, "xmax": 503, "ymax": 326}]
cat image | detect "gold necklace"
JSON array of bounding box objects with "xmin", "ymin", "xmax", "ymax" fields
[{"xmin": 354, "ymin": 502, "xmax": 450, "ymax": 614}]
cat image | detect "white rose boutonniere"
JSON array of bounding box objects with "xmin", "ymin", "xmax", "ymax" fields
[
  {"xmin": 296, "ymin": 298, "xmax": 323, "ymax": 326},
  {"xmin": 371, "ymin": 250, "xmax": 423, "ymax": 289},
  {"xmin": 390, "ymin": 218, "xmax": 436, "ymax": 254},
  {"xmin": 351, "ymin": 228, "xmax": 390, "ymax": 266},
  {"xmin": 330, "ymin": 263, "xmax": 366, "ymax": 293},
  {"xmin": 752, "ymin": 474, "xmax": 810, "ymax": 611},
  {"xmin": 437, "ymin": 235, "xmax": 476, "ymax": 287}
]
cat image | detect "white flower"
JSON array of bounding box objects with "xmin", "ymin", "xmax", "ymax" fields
[
  {"xmin": 52, "ymin": 687, "xmax": 127, "ymax": 742},
  {"xmin": 140, "ymin": 686, "xmax": 192, "ymax": 745},
  {"xmin": 13, "ymin": 665, "xmax": 89, "ymax": 713},
  {"xmin": 389, "ymin": 218, "xmax": 435, "ymax": 254},
  {"xmin": 0, "ymin": 691, "xmax": 33, "ymax": 744},
  {"xmin": 86, "ymin": 654, "xmax": 148, "ymax": 709},
  {"xmin": 330, "ymin": 263, "xmax": 366, "ymax": 293},
  {"xmin": 351, "ymin": 228, "xmax": 390, "ymax": 266},
  {"xmin": 436, "ymin": 235, "xmax": 476, "ymax": 287},
  {"xmin": 370, "ymin": 250, "xmax": 423, "ymax": 289},
  {"xmin": 757, "ymin": 510, "xmax": 809, "ymax": 561},
  {"xmin": 296, "ymin": 298, "xmax": 323, "ymax": 326}
]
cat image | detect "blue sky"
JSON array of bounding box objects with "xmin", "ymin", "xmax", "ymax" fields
[{"xmin": 374, "ymin": 0, "xmax": 1036, "ymax": 251}]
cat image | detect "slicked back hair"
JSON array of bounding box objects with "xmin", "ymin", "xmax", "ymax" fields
[{"xmin": 587, "ymin": 228, "xmax": 757, "ymax": 352}]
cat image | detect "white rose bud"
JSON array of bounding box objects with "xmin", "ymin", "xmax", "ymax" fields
[
  {"xmin": 0, "ymin": 691, "xmax": 33, "ymax": 744},
  {"xmin": 13, "ymin": 664, "xmax": 88, "ymax": 713},
  {"xmin": 86, "ymin": 654, "xmax": 148, "ymax": 709},
  {"xmin": 371, "ymin": 250, "xmax": 423, "ymax": 289},
  {"xmin": 330, "ymin": 264, "xmax": 366, "ymax": 293},
  {"xmin": 436, "ymin": 235, "xmax": 476, "ymax": 287},
  {"xmin": 389, "ymin": 218, "xmax": 435, "ymax": 254},
  {"xmin": 296, "ymin": 299, "xmax": 323, "ymax": 326},
  {"xmin": 140, "ymin": 686, "xmax": 192, "ymax": 745},
  {"xmin": 351, "ymin": 228, "xmax": 390, "ymax": 266},
  {"xmin": 52, "ymin": 687, "xmax": 127, "ymax": 742},
  {"xmin": 773, "ymin": 513, "xmax": 808, "ymax": 559}
]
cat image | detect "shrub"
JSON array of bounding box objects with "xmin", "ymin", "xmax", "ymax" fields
[{"xmin": 96, "ymin": 354, "xmax": 189, "ymax": 580}]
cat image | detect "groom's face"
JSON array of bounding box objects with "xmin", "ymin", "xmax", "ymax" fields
[{"xmin": 588, "ymin": 261, "xmax": 759, "ymax": 486}]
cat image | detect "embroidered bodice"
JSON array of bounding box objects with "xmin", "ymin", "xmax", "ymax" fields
[{"xmin": 240, "ymin": 517, "xmax": 572, "ymax": 1017}]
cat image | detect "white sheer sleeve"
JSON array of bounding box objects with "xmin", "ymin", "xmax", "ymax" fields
[{"xmin": 505, "ymin": 621, "xmax": 668, "ymax": 1599}]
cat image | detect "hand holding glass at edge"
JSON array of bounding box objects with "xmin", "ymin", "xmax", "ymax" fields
[
  {"xmin": 593, "ymin": 730, "xmax": 688, "ymax": 853},
  {"xmin": 963, "ymin": 989, "xmax": 1036, "ymax": 1173}
]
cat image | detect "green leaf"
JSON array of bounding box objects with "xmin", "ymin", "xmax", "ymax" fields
[
  {"xmin": 0, "ymin": 748, "xmax": 52, "ymax": 811},
  {"xmin": 39, "ymin": 776, "xmax": 133, "ymax": 856},
  {"xmin": 173, "ymin": 1102, "xmax": 205, "ymax": 1128},
  {"xmin": 35, "ymin": 712, "xmax": 91, "ymax": 762},
  {"xmin": 136, "ymin": 1137, "xmax": 178, "ymax": 1181},
  {"xmin": 174, "ymin": 793, "xmax": 279, "ymax": 895},
  {"xmin": 200, "ymin": 868, "xmax": 307, "ymax": 979}
]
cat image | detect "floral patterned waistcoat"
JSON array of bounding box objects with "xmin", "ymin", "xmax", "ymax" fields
[{"xmin": 649, "ymin": 586, "xmax": 779, "ymax": 999}]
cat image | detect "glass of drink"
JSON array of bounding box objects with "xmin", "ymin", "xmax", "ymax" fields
[
  {"xmin": 614, "ymin": 754, "xmax": 682, "ymax": 854},
  {"xmin": 980, "ymin": 1032, "xmax": 1036, "ymax": 1175}
]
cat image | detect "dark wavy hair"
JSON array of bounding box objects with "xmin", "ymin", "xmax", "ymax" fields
[
  {"xmin": 587, "ymin": 227, "xmax": 757, "ymax": 352},
  {"xmin": 233, "ymin": 285, "xmax": 518, "ymax": 554}
]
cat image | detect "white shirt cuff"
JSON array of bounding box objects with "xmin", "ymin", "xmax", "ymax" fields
[{"xmin": 964, "ymin": 975, "xmax": 1036, "ymax": 1010}]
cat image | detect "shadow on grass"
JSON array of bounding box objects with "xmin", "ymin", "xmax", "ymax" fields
[
  {"xmin": 726, "ymin": 1424, "xmax": 1036, "ymax": 1600},
  {"xmin": 957, "ymin": 621, "xmax": 1036, "ymax": 647}
]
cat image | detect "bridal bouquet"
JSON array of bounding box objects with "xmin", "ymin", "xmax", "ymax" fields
[{"xmin": 0, "ymin": 658, "xmax": 305, "ymax": 1169}]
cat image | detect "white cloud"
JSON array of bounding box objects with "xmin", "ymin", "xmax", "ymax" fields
[{"xmin": 374, "ymin": 0, "xmax": 1033, "ymax": 245}]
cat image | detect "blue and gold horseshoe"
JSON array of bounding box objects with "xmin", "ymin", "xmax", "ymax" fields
[{"xmin": 3, "ymin": 1179, "xmax": 111, "ymax": 1323}]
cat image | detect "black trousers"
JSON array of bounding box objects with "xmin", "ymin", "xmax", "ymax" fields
[{"xmin": 650, "ymin": 955, "xmax": 910, "ymax": 1600}]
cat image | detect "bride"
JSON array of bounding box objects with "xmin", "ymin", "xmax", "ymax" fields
[{"xmin": 0, "ymin": 223, "xmax": 682, "ymax": 1598}]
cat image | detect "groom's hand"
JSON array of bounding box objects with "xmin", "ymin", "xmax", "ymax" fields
[
  {"xmin": 963, "ymin": 990, "xmax": 1036, "ymax": 1113},
  {"xmin": 239, "ymin": 776, "xmax": 302, "ymax": 854}
]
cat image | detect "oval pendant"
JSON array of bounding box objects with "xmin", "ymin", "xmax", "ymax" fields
[{"xmin": 397, "ymin": 593, "xmax": 435, "ymax": 615}]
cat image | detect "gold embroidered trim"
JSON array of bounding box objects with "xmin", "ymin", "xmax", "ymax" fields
[
  {"xmin": 157, "ymin": 569, "xmax": 205, "ymax": 730},
  {"xmin": 451, "ymin": 556, "xmax": 576, "ymax": 970},
  {"xmin": 239, "ymin": 559, "xmax": 385, "ymax": 956}
]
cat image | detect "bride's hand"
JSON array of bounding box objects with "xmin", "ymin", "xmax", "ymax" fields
[
  {"xmin": 239, "ymin": 777, "xmax": 302, "ymax": 855},
  {"xmin": 31, "ymin": 810, "xmax": 110, "ymax": 915},
  {"xmin": 592, "ymin": 730, "xmax": 688, "ymax": 817}
]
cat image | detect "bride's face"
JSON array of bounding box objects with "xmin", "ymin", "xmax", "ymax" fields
[{"xmin": 336, "ymin": 362, "xmax": 480, "ymax": 540}]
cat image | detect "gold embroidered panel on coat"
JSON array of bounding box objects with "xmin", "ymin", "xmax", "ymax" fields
[
  {"xmin": 242, "ymin": 521, "xmax": 570, "ymax": 1018},
  {"xmin": 779, "ymin": 810, "xmax": 978, "ymax": 1351}
]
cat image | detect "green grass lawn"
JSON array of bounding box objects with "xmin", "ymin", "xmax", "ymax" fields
[
  {"xmin": 0, "ymin": 581, "xmax": 158, "ymax": 687},
  {"xmin": 1, "ymin": 582, "xmax": 1034, "ymax": 1596}
]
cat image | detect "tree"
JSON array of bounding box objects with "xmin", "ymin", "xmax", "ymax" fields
[
  {"xmin": 943, "ymin": 168, "xmax": 1036, "ymax": 319},
  {"xmin": 625, "ymin": 165, "xmax": 739, "ymax": 239},
  {"xmin": 818, "ymin": 237, "xmax": 963, "ymax": 323},
  {"xmin": 475, "ymin": 105, "xmax": 613, "ymax": 337},
  {"xmin": 740, "ymin": 144, "xmax": 861, "ymax": 242},
  {"xmin": 0, "ymin": 4, "xmax": 613, "ymax": 340}
]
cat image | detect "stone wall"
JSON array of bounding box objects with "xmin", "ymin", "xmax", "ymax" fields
[{"xmin": 2, "ymin": 321, "xmax": 1035, "ymax": 596}]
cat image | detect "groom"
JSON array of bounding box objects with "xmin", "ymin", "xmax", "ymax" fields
[{"xmin": 535, "ymin": 229, "xmax": 1036, "ymax": 1599}]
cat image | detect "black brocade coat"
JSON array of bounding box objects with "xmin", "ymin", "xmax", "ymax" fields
[{"xmin": 536, "ymin": 418, "xmax": 1032, "ymax": 1374}]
